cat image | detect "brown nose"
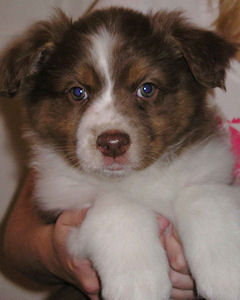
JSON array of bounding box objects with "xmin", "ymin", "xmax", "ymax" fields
[{"xmin": 96, "ymin": 130, "xmax": 130, "ymax": 158}]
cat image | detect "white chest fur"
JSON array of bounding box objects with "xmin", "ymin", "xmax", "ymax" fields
[
  {"xmin": 33, "ymin": 136, "xmax": 234, "ymax": 219},
  {"xmin": 32, "ymin": 136, "xmax": 240, "ymax": 300}
]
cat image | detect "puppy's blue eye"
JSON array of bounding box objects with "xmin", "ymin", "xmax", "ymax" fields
[
  {"xmin": 70, "ymin": 87, "xmax": 88, "ymax": 101},
  {"xmin": 137, "ymin": 83, "xmax": 156, "ymax": 98}
]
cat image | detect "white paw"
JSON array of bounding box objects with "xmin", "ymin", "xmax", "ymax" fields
[
  {"xmin": 195, "ymin": 263, "xmax": 240, "ymax": 300},
  {"xmin": 175, "ymin": 185, "xmax": 240, "ymax": 300},
  {"xmin": 101, "ymin": 269, "xmax": 171, "ymax": 300},
  {"xmin": 67, "ymin": 226, "xmax": 86, "ymax": 257},
  {"xmin": 188, "ymin": 223, "xmax": 240, "ymax": 300}
]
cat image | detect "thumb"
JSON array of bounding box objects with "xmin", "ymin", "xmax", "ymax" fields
[{"xmin": 57, "ymin": 208, "xmax": 90, "ymax": 228}]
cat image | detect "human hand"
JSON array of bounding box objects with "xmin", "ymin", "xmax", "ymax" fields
[
  {"xmin": 158, "ymin": 216, "xmax": 197, "ymax": 300},
  {"xmin": 50, "ymin": 212, "xmax": 197, "ymax": 300},
  {"xmin": 47, "ymin": 209, "xmax": 101, "ymax": 300},
  {"xmin": 46, "ymin": 206, "xmax": 197, "ymax": 300},
  {"xmin": 5, "ymin": 171, "xmax": 196, "ymax": 300},
  {"xmin": 4, "ymin": 170, "xmax": 100, "ymax": 299}
]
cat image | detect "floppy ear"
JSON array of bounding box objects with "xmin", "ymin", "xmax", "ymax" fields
[
  {"xmin": 152, "ymin": 11, "xmax": 238, "ymax": 89},
  {"xmin": 173, "ymin": 24, "xmax": 237, "ymax": 89},
  {"xmin": 0, "ymin": 10, "xmax": 72, "ymax": 98}
]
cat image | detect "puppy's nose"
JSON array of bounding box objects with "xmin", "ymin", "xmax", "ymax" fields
[{"xmin": 96, "ymin": 130, "xmax": 130, "ymax": 158}]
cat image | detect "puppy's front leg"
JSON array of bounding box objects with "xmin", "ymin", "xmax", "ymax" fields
[
  {"xmin": 68, "ymin": 196, "xmax": 171, "ymax": 300},
  {"xmin": 174, "ymin": 185, "xmax": 240, "ymax": 300}
]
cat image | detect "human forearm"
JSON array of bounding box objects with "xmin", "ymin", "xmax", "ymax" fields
[
  {"xmin": 3, "ymin": 172, "xmax": 59, "ymax": 284},
  {"xmin": 3, "ymin": 172, "xmax": 101, "ymax": 299},
  {"xmin": 3, "ymin": 171, "xmax": 197, "ymax": 299}
]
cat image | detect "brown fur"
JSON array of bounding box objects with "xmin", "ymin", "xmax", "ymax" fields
[{"xmin": 0, "ymin": 8, "xmax": 237, "ymax": 171}]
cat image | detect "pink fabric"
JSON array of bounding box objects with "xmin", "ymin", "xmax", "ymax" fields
[{"xmin": 228, "ymin": 118, "xmax": 240, "ymax": 183}]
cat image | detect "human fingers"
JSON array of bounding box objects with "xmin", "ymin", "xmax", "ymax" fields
[
  {"xmin": 171, "ymin": 288, "xmax": 196, "ymax": 300},
  {"xmin": 164, "ymin": 226, "xmax": 198, "ymax": 299},
  {"xmin": 157, "ymin": 215, "xmax": 170, "ymax": 246},
  {"xmin": 51, "ymin": 209, "xmax": 88, "ymax": 266},
  {"xmin": 49, "ymin": 243, "xmax": 101, "ymax": 296},
  {"xmin": 157, "ymin": 215, "xmax": 170, "ymax": 234},
  {"xmin": 169, "ymin": 269, "xmax": 194, "ymax": 290},
  {"xmin": 53, "ymin": 208, "xmax": 90, "ymax": 255},
  {"xmin": 72, "ymin": 258, "xmax": 101, "ymax": 297},
  {"xmin": 158, "ymin": 217, "xmax": 190, "ymax": 276},
  {"xmin": 57, "ymin": 208, "xmax": 90, "ymax": 228},
  {"xmin": 53, "ymin": 209, "xmax": 101, "ymax": 296},
  {"xmin": 164, "ymin": 225, "xmax": 190, "ymax": 275}
]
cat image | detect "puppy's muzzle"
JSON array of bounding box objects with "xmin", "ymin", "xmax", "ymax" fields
[{"xmin": 96, "ymin": 130, "xmax": 131, "ymax": 158}]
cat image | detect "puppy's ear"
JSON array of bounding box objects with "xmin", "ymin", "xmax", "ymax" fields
[
  {"xmin": 152, "ymin": 11, "xmax": 238, "ymax": 89},
  {"xmin": 173, "ymin": 24, "xmax": 237, "ymax": 89},
  {"xmin": 0, "ymin": 9, "xmax": 72, "ymax": 98}
]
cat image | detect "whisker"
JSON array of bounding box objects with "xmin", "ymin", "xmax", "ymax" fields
[{"xmin": 148, "ymin": 125, "xmax": 175, "ymax": 138}]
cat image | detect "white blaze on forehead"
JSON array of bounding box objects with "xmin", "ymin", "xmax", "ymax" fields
[
  {"xmin": 90, "ymin": 28, "xmax": 114, "ymax": 93},
  {"xmin": 87, "ymin": 28, "xmax": 117, "ymax": 128},
  {"xmin": 85, "ymin": 27, "xmax": 121, "ymax": 130},
  {"xmin": 76, "ymin": 28, "xmax": 141, "ymax": 172}
]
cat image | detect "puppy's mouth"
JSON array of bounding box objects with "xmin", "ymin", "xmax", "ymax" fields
[
  {"xmin": 103, "ymin": 155, "xmax": 128, "ymax": 169},
  {"xmin": 101, "ymin": 161, "xmax": 132, "ymax": 177}
]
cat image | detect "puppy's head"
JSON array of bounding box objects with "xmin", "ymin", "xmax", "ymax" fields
[{"xmin": 0, "ymin": 8, "xmax": 237, "ymax": 176}]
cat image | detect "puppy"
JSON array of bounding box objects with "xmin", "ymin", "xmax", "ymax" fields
[{"xmin": 1, "ymin": 7, "xmax": 239, "ymax": 300}]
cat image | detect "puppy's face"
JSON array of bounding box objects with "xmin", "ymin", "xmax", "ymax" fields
[{"xmin": 0, "ymin": 8, "xmax": 236, "ymax": 176}]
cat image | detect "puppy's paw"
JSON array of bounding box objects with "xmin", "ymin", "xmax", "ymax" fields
[
  {"xmin": 194, "ymin": 255, "xmax": 240, "ymax": 300},
  {"xmin": 190, "ymin": 225, "xmax": 240, "ymax": 299},
  {"xmin": 101, "ymin": 269, "xmax": 171, "ymax": 300},
  {"xmin": 67, "ymin": 226, "xmax": 85, "ymax": 257}
]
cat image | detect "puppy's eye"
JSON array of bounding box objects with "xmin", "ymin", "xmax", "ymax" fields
[
  {"xmin": 69, "ymin": 86, "xmax": 88, "ymax": 101},
  {"xmin": 137, "ymin": 83, "xmax": 157, "ymax": 99}
]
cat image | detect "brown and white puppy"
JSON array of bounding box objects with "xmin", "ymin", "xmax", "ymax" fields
[{"xmin": 1, "ymin": 8, "xmax": 239, "ymax": 300}]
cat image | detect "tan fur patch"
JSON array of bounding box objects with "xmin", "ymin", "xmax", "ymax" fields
[
  {"xmin": 127, "ymin": 62, "xmax": 148, "ymax": 85},
  {"xmin": 74, "ymin": 65, "xmax": 97, "ymax": 89},
  {"xmin": 0, "ymin": 7, "xmax": 234, "ymax": 172}
]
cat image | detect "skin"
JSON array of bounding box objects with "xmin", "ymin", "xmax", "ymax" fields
[
  {"xmin": 3, "ymin": 172, "xmax": 197, "ymax": 299},
  {"xmin": 160, "ymin": 220, "xmax": 197, "ymax": 300},
  {"xmin": 3, "ymin": 3, "xmax": 239, "ymax": 299}
]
